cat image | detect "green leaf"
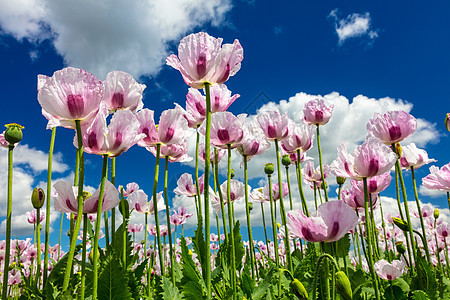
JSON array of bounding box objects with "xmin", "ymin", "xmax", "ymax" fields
[
  {"xmin": 411, "ymin": 290, "xmax": 430, "ymax": 300},
  {"xmin": 160, "ymin": 277, "xmax": 182, "ymax": 300},
  {"xmin": 180, "ymin": 235, "xmax": 206, "ymax": 298},
  {"xmin": 410, "ymin": 255, "xmax": 438, "ymax": 300},
  {"xmin": 97, "ymin": 253, "xmax": 132, "ymax": 300},
  {"xmin": 384, "ymin": 284, "xmax": 407, "ymax": 300},
  {"xmin": 335, "ymin": 234, "xmax": 351, "ymax": 258},
  {"xmin": 241, "ymin": 266, "xmax": 255, "ymax": 298},
  {"xmin": 112, "ymin": 224, "xmax": 134, "ymax": 269},
  {"xmin": 193, "ymin": 218, "xmax": 207, "ymax": 278},
  {"xmin": 251, "ymin": 266, "xmax": 276, "ymax": 300},
  {"xmin": 392, "ymin": 277, "xmax": 410, "ymax": 294}
]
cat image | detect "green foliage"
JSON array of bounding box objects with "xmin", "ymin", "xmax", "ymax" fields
[
  {"xmin": 411, "ymin": 290, "xmax": 430, "ymax": 299},
  {"xmin": 251, "ymin": 266, "xmax": 276, "ymax": 299},
  {"xmin": 193, "ymin": 217, "xmax": 207, "ymax": 278},
  {"xmin": 97, "ymin": 253, "xmax": 132, "ymax": 299},
  {"xmin": 179, "ymin": 235, "xmax": 207, "ymax": 298},
  {"xmin": 160, "ymin": 276, "xmax": 182, "ymax": 300},
  {"xmin": 411, "ymin": 255, "xmax": 438, "ymax": 299}
]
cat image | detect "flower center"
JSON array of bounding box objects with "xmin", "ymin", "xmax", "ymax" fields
[{"xmin": 111, "ymin": 92, "xmax": 124, "ymax": 109}]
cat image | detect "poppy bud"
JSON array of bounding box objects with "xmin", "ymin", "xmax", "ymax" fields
[
  {"xmin": 31, "ymin": 187, "xmax": 45, "ymax": 209},
  {"xmin": 89, "ymin": 248, "xmax": 99, "ymax": 264},
  {"xmin": 335, "ymin": 271, "xmax": 352, "ymax": 300},
  {"xmin": 264, "ymin": 163, "xmax": 274, "ymax": 175},
  {"xmin": 392, "ymin": 217, "xmax": 409, "ymax": 231},
  {"xmin": 281, "ymin": 155, "xmax": 291, "ymax": 167},
  {"xmin": 230, "ymin": 169, "xmax": 235, "ymax": 179},
  {"xmin": 4, "ymin": 123, "xmax": 24, "ymax": 145},
  {"xmin": 119, "ymin": 199, "xmax": 130, "ymax": 219},
  {"xmin": 291, "ymin": 278, "xmax": 308, "ymax": 299},
  {"xmin": 336, "ymin": 176, "xmax": 346, "ymax": 185},
  {"xmin": 8, "ymin": 262, "xmax": 16, "ymax": 271},
  {"xmin": 321, "ymin": 181, "xmax": 328, "ymax": 190},
  {"xmin": 396, "ymin": 241, "xmax": 406, "ymax": 255},
  {"xmin": 445, "ymin": 113, "xmax": 450, "ymax": 132},
  {"xmin": 393, "ymin": 143, "xmax": 402, "ymax": 157},
  {"xmin": 434, "ymin": 209, "xmax": 439, "ymax": 219},
  {"xmin": 248, "ymin": 202, "xmax": 253, "ymax": 211}
]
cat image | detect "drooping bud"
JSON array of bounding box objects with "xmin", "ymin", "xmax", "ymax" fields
[
  {"xmin": 281, "ymin": 154, "xmax": 291, "ymax": 167},
  {"xmin": 335, "ymin": 271, "xmax": 352, "ymax": 300},
  {"xmin": 392, "ymin": 217, "xmax": 409, "ymax": 231},
  {"xmin": 31, "ymin": 187, "xmax": 45, "ymax": 209},
  {"xmin": 396, "ymin": 241, "xmax": 406, "ymax": 255},
  {"xmin": 264, "ymin": 163, "xmax": 274, "ymax": 175},
  {"xmin": 336, "ymin": 176, "xmax": 346, "ymax": 185},
  {"xmin": 4, "ymin": 123, "xmax": 24, "ymax": 145},
  {"xmin": 445, "ymin": 113, "xmax": 450, "ymax": 132},
  {"xmin": 230, "ymin": 169, "xmax": 235, "ymax": 179},
  {"xmin": 248, "ymin": 202, "xmax": 254, "ymax": 211},
  {"xmin": 434, "ymin": 209, "xmax": 440, "ymax": 219},
  {"xmin": 393, "ymin": 142, "xmax": 402, "ymax": 158},
  {"xmin": 321, "ymin": 182, "xmax": 328, "ymax": 190},
  {"xmin": 291, "ymin": 278, "xmax": 308, "ymax": 299}
]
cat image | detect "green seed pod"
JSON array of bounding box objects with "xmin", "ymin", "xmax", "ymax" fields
[
  {"xmin": 394, "ymin": 142, "xmax": 402, "ymax": 158},
  {"xmin": 4, "ymin": 123, "xmax": 24, "ymax": 145},
  {"xmin": 396, "ymin": 241, "xmax": 406, "ymax": 255},
  {"xmin": 336, "ymin": 176, "xmax": 346, "ymax": 185},
  {"xmin": 291, "ymin": 278, "xmax": 308, "ymax": 299},
  {"xmin": 281, "ymin": 154, "xmax": 291, "ymax": 167},
  {"xmin": 445, "ymin": 113, "xmax": 450, "ymax": 132},
  {"xmin": 392, "ymin": 217, "xmax": 409, "ymax": 231},
  {"xmin": 248, "ymin": 202, "xmax": 254, "ymax": 211},
  {"xmin": 434, "ymin": 209, "xmax": 440, "ymax": 219},
  {"xmin": 230, "ymin": 169, "xmax": 235, "ymax": 179},
  {"xmin": 264, "ymin": 163, "xmax": 275, "ymax": 175},
  {"xmin": 335, "ymin": 271, "xmax": 352, "ymax": 300},
  {"xmin": 321, "ymin": 181, "xmax": 328, "ymax": 190},
  {"xmin": 31, "ymin": 187, "xmax": 45, "ymax": 209},
  {"xmin": 119, "ymin": 198, "xmax": 130, "ymax": 219}
]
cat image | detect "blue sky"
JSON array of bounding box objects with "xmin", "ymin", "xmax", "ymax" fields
[{"xmin": 0, "ymin": 0, "xmax": 449, "ymax": 249}]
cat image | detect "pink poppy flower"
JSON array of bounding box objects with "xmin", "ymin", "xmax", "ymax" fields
[
  {"xmin": 281, "ymin": 121, "xmax": 314, "ymax": 153},
  {"xmin": 128, "ymin": 223, "xmax": 144, "ymax": 233},
  {"xmin": 220, "ymin": 179, "xmax": 245, "ymax": 203},
  {"xmin": 26, "ymin": 210, "xmax": 45, "ymax": 224},
  {"xmin": 257, "ymin": 110, "xmax": 290, "ymax": 141},
  {"xmin": 77, "ymin": 105, "xmax": 145, "ymax": 157},
  {"xmin": 0, "ymin": 131, "xmax": 9, "ymax": 148},
  {"xmin": 166, "ymin": 32, "xmax": 244, "ymax": 89},
  {"xmin": 118, "ymin": 182, "xmax": 139, "ymax": 197},
  {"xmin": 366, "ymin": 111, "xmax": 417, "ymax": 145},
  {"xmin": 199, "ymin": 143, "xmax": 226, "ymax": 163},
  {"xmin": 185, "ymin": 88, "xmax": 206, "ymax": 126},
  {"xmin": 351, "ymin": 172, "xmax": 392, "ymax": 194},
  {"xmin": 302, "ymin": 161, "xmax": 330, "ymax": 189},
  {"xmin": 199, "ymin": 112, "xmax": 245, "ymax": 149},
  {"xmin": 289, "ymin": 151, "xmax": 313, "ymax": 165},
  {"xmin": 330, "ymin": 136, "xmax": 397, "ymax": 180},
  {"xmin": 210, "ymin": 233, "xmax": 219, "ymax": 242},
  {"xmin": 147, "ymin": 139, "xmax": 192, "ymax": 163},
  {"xmin": 413, "ymin": 205, "xmax": 433, "ymax": 218},
  {"xmin": 102, "ymin": 71, "xmax": 145, "ymax": 112},
  {"xmin": 37, "ymin": 67, "xmax": 103, "ymax": 129},
  {"xmin": 374, "ymin": 259, "xmax": 406, "ymax": 280},
  {"xmin": 436, "ymin": 222, "xmax": 450, "ymax": 238},
  {"xmin": 128, "ymin": 190, "xmax": 164, "ymax": 215},
  {"xmin": 400, "ymin": 143, "xmax": 436, "ymax": 170},
  {"xmin": 173, "ymin": 173, "xmax": 205, "ymax": 197},
  {"xmin": 341, "ymin": 186, "xmax": 378, "ymax": 209},
  {"xmin": 262, "ymin": 182, "xmax": 289, "ymax": 201},
  {"xmin": 287, "ymin": 200, "xmax": 358, "ymax": 243},
  {"xmin": 209, "ymin": 84, "xmax": 240, "ymax": 113},
  {"xmin": 422, "ymin": 163, "xmax": 450, "ymax": 191},
  {"xmin": 53, "ymin": 180, "xmax": 119, "ymax": 214},
  {"xmin": 237, "ymin": 119, "xmax": 270, "ymax": 160},
  {"xmin": 303, "ymin": 99, "xmax": 334, "ymax": 126},
  {"xmin": 175, "ymin": 102, "xmax": 203, "ymax": 129}
]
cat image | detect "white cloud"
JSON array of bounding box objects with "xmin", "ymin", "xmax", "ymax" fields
[
  {"xmin": 0, "ymin": 144, "xmax": 69, "ymax": 236},
  {"xmin": 0, "ymin": 0, "xmax": 232, "ymax": 79},
  {"xmin": 329, "ymin": 10, "xmax": 378, "ymax": 45},
  {"xmin": 419, "ymin": 184, "xmax": 447, "ymax": 198}
]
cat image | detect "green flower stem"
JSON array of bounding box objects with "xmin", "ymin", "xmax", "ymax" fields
[
  {"xmin": 285, "ymin": 165, "xmax": 294, "ymax": 210},
  {"xmin": 195, "ymin": 130, "xmax": 202, "ymax": 220},
  {"xmin": 369, "ymin": 194, "xmax": 380, "ymax": 259},
  {"xmin": 312, "ymin": 253, "xmax": 339, "ymax": 300},
  {"xmin": 295, "ymin": 150, "xmax": 309, "ymax": 216},
  {"xmin": 144, "ymin": 213, "xmax": 148, "ymax": 264},
  {"xmin": 204, "ymin": 82, "xmax": 212, "ymax": 299},
  {"xmin": 274, "ymin": 140, "xmax": 292, "ymax": 272},
  {"xmin": 267, "ymin": 174, "xmax": 279, "ymax": 267},
  {"xmin": 104, "ymin": 212, "xmax": 109, "ymax": 247},
  {"xmin": 43, "ymin": 126, "xmax": 56, "ymax": 285},
  {"xmin": 434, "ymin": 219, "xmax": 443, "ymax": 272},
  {"xmin": 410, "ymin": 167, "xmax": 431, "ymax": 263},
  {"xmin": 316, "ymin": 125, "xmax": 329, "ymax": 202},
  {"xmin": 444, "ymin": 238, "xmax": 450, "ymax": 277},
  {"xmin": 314, "ymin": 182, "xmax": 318, "ymax": 211},
  {"xmin": 211, "ymin": 162, "xmax": 222, "ymax": 248},
  {"xmin": 120, "ymin": 188, "xmax": 127, "ymax": 267},
  {"xmin": 58, "ymin": 213, "xmax": 63, "ymax": 260},
  {"xmin": 354, "ymin": 231, "xmax": 362, "ymax": 268},
  {"xmin": 320, "ymin": 243, "xmax": 331, "ymax": 300},
  {"xmin": 337, "ymin": 184, "xmax": 342, "ymax": 200},
  {"xmin": 36, "ymin": 207, "xmax": 41, "ymax": 288},
  {"xmin": 226, "ymin": 145, "xmax": 237, "ymax": 296},
  {"xmin": 92, "ymin": 154, "xmax": 109, "ymax": 300},
  {"xmin": 378, "ymin": 196, "xmax": 390, "ymax": 261},
  {"xmin": 80, "ymin": 213, "xmax": 88, "ymax": 300},
  {"xmin": 62, "ymin": 120, "xmax": 85, "ymax": 292},
  {"xmin": 213, "ymin": 154, "xmax": 228, "ymax": 237},
  {"xmin": 215, "ymin": 215, "xmax": 221, "ymax": 247},
  {"xmin": 394, "ymin": 158, "xmax": 417, "ymax": 268},
  {"xmin": 243, "ymin": 156, "xmax": 256, "ymax": 278},
  {"xmin": 152, "ymin": 144, "xmax": 164, "ymax": 276},
  {"xmin": 145, "ymin": 213, "xmax": 151, "ymax": 298},
  {"xmin": 111, "ymin": 157, "xmax": 116, "ymax": 247},
  {"xmin": 363, "ymin": 178, "xmax": 381, "ymax": 300},
  {"xmin": 447, "ymin": 192, "xmax": 450, "ymax": 211},
  {"xmin": 260, "ymin": 202, "xmax": 269, "ymax": 256},
  {"xmin": 163, "ymin": 157, "xmax": 175, "ymax": 284},
  {"xmin": 393, "ymin": 163, "xmax": 404, "ymax": 220}
]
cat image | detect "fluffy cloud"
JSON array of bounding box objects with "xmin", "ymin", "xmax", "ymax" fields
[
  {"xmin": 0, "ymin": 0, "xmax": 232, "ymax": 78},
  {"xmin": 329, "ymin": 9, "xmax": 378, "ymax": 45},
  {"xmin": 0, "ymin": 144, "xmax": 68, "ymax": 236}
]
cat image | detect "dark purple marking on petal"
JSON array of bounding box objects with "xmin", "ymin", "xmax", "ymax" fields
[
  {"xmin": 197, "ymin": 54, "xmax": 207, "ymax": 78},
  {"xmin": 111, "ymin": 92, "xmax": 124, "ymax": 109},
  {"xmin": 314, "ymin": 111, "xmax": 324, "ymax": 123},
  {"xmin": 367, "ymin": 158, "xmax": 379, "ymax": 177},
  {"xmin": 230, "ymin": 192, "xmax": 236, "ymax": 201},
  {"xmin": 217, "ymin": 129, "xmax": 230, "ymax": 143},
  {"xmin": 214, "ymin": 96, "xmax": 220, "ymax": 108},
  {"xmin": 217, "ymin": 63, "xmax": 231, "ymax": 84},
  {"xmin": 267, "ymin": 125, "xmax": 277, "ymax": 139},
  {"xmin": 67, "ymin": 94, "xmax": 84, "ymax": 119},
  {"xmin": 328, "ymin": 221, "xmax": 340, "ymax": 239},
  {"xmin": 135, "ymin": 202, "xmax": 141, "ymax": 212},
  {"xmin": 389, "ymin": 125, "xmax": 402, "ymax": 142},
  {"xmin": 88, "ymin": 132, "xmax": 97, "ymax": 149},
  {"xmin": 195, "ymin": 101, "xmax": 206, "ymax": 116},
  {"xmin": 368, "ymin": 180, "xmax": 378, "ymax": 194},
  {"xmin": 247, "ymin": 141, "xmax": 260, "ymax": 156},
  {"xmin": 66, "ymin": 199, "xmax": 77, "ymax": 212},
  {"xmin": 113, "ymin": 132, "xmax": 123, "ymax": 149},
  {"xmin": 185, "ymin": 184, "xmax": 192, "ymax": 194},
  {"xmin": 387, "ymin": 275, "xmax": 392, "ymax": 280},
  {"xmin": 344, "ymin": 161, "xmax": 351, "ymax": 175},
  {"xmin": 163, "ymin": 127, "xmax": 175, "ymax": 143},
  {"xmin": 301, "ymin": 227, "xmax": 316, "ymax": 242}
]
